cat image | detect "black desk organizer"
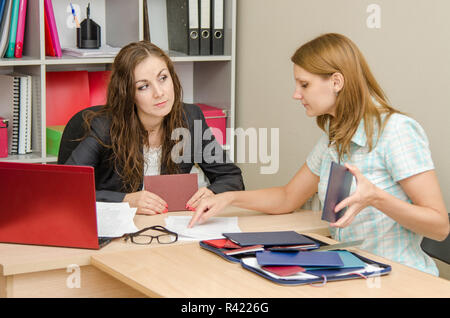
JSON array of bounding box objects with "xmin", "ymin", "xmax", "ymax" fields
[{"xmin": 199, "ymin": 234, "xmax": 392, "ymax": 286}]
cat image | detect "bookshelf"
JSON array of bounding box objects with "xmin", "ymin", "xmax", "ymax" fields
[{"xmin": 0, "ymin": 0, "xmax": 236, "ymax": 163}]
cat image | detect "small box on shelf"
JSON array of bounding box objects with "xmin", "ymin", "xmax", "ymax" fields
[{"xmin": 197, "ymin": 103, "xmax": 226, "ymax": 145}]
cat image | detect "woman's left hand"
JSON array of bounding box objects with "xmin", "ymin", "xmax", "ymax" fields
[
  {"xmin": 331, "ymin": 163, "xmax": 380, "ymax": 228},
  {"xmin": 186, "ymin": 187, "xmax": 214, "ymax": 211}
]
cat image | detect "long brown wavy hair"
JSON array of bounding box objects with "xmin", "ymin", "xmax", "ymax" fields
[
  {"xmin": 83, "ymin": 41, "xmax": 186, "ymax": 192},
  {"xmin": 291, "ymin": 33, "xmax": 401, "ymax": 161}
]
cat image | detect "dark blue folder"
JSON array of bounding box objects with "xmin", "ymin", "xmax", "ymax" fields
[{"xmin": 322, "ymin": 161, "xmax": 354, "ymax": 223}]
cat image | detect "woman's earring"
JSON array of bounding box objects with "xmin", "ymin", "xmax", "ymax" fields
[{"xmin": 335, "ymin": 91, "xmax": 339, "ymax": 96}]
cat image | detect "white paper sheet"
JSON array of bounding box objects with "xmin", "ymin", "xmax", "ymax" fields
[
  {"xmin": 96, "ymin": 202, "xmax": 139, "ymax": 238},
  {"xmin": 165, "ymin": 216, "xmax": 241, "ymax": 241}
]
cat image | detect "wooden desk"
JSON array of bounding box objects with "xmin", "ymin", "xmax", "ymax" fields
[
  {"xmin": 91, "ymin": 233, "xmax": 450, "ymax": 298},
  {"xmin": 0, "ymin": 208, "xmax": 329, "ymax": 298}
]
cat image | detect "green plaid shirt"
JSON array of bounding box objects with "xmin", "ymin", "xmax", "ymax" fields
[{"xmin": 307, "ymin": 113, "xmax": 438, "ymax": 276}]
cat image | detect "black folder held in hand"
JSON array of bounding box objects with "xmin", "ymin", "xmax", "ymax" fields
[{"xmin": 322, "ymin": 162, "xmax": 354, "ymax": 223}]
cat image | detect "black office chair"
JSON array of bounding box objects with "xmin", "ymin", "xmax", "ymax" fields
[
  {"xmin": 421, "ymin": 214, "xmax": 450, "ymax": 265},
  {"xmin": 57, "ymin": 105, "xmax": 103, "ymax": 164}
]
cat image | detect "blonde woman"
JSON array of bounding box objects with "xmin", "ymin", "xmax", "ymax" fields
[{"xmin": 189, "ymin": 33, "xmax": 449, "ymax": 275}]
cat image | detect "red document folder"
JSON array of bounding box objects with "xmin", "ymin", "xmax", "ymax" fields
[
  {"xmin": 144, "ymin": 173, "xmax": 198, "ymax": 212},
  {"xmin": 46, "ymin": 71, "xmax": 90, "ymax": 126}
]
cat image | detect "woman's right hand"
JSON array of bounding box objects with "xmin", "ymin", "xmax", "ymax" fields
[
  {"xmin": 123, "ymin": 191, "xmax": 168, "ymax": 215},
  {"xmin": 188, "ymin": 192, "xmax": 233, "ymax": 228}
]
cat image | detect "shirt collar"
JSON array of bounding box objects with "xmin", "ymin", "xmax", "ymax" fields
[{"xmin": 351, "ymin": 119, "xmax": 367, "ymax": 147}]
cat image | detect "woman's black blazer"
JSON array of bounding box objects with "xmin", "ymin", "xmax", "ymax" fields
[{"xmin": 58, "ymin": 103, "xmax": 244, "ymax": 202}]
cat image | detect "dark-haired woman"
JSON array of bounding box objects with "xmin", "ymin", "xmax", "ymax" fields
[{"xmin": 60, "ymin": 41, "xmax": 244, "ymax": 215}]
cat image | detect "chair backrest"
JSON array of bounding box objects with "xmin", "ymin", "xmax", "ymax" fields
[
  {"xmin": 421, "ymin": 214, "xmax": 450, "ymax": 264},
  {"xmin": 57, "ymin": 105, "xmax": 103, "ymax": 164}
]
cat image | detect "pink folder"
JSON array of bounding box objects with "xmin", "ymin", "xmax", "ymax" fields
[
  {"xmin": 14, "ymin": 0, "xmax": 27, "ymax": 58},
  {"xmin": 144, "ymin": 173, "xmax": 198, "ymax": 212},
  {"xmin": 43, "ymin": 0, "xmax": 61, "ymax": 57},
  {"xmin": 0, "ymin": 117, "xmax": 8, "ymax": 158}
]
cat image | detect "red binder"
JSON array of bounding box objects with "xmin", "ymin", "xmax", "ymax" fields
[
  {"xmin": 46, "ymin": 71, "xmax": 90, "ymax": 126},
  {"xmin": 14, "ymin": 0, "xmax": 27, "ymax": 58},
  {"xmin": 44, "ymin": 9, "xmax": 55, "ymax": 56},
  {"xmin": 43, "ymin": 0, "xmax": 61, "ymax": 57}
]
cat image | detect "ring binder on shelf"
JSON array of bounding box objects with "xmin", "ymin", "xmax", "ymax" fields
[
  {"xmin": 200, "ymin": 0, "xmax": 211, "ymax": 55},
  {"xmin": 211, "ymin": 0, "xmax": 224, "ymax": 55},
  {"xmin": 167, "ymin": 0, "xmax": 200, "ymax": 56},
  {"xmin": 188, "ymin": 0, "xmax": 200, "ymax": 55}
]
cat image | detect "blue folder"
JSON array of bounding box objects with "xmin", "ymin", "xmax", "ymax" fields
[{"xmin": 256, "ymin": 250, "xmax": 344, "ymax": 267}]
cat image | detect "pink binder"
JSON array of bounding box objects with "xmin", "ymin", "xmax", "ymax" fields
[
  {"xmin": 14, "ymin": 0, "xmax": 27, "ymax": 58},
  {"xmin": 43, "ymin": 0, "xmax": 61, "ymax": 57}
]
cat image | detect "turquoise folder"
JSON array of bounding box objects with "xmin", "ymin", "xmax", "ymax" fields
[{"xmin": 4, "ymin": 0, "xmax": 18, "ymax": 58}]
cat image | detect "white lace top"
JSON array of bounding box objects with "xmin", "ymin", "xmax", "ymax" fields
[{"xmin": 142, "ymin": 146, "xmax": 162, "ymax": 190}]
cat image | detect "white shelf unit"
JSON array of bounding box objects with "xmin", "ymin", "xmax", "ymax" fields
[{"xmin": 0, "ymin": 0, "xmax": 236, "ymax": 163}]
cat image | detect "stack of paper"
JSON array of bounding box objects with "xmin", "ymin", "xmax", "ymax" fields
[
  {"xmin": 96, "ymin": 202, "xmax": 139, "ymax": 238},
  {"xmin": 165, "ymin": 216, "xmax": 241, "ymax": 241},
  {"xmin": 62, "ymin": 45, "xmax": 121, "ymax": 58}
]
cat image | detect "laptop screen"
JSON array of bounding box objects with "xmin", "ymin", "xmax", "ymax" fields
[{"xmin": 0, "ymin": 162, "xmax": 100, "ymax": 249}]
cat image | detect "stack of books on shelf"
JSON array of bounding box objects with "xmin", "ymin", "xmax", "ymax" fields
[
  {"xmin": 0, "ymin": 73, "xmax": 33, "ymax": 155},
  {"xmin": 0, "ymin": 0, "xmax": 28, "ymax": 58}
]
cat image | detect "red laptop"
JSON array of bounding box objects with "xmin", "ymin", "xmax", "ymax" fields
[{"xmin": 0, "ymin": 162, "xmax": 110, "ymax": 249}]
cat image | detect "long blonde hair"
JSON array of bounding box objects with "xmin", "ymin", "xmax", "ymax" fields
[{"xmin": 291, "ymin": 33, "xmax": 401, "ymax": 161}]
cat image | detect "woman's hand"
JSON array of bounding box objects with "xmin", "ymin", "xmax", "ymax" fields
[
  {"xmin": 331, "ymin": 163, "xmax": 380, "ymax": 228},
  {"xmin": 188, "ymin": 192, "xmax": 233, "ymax": 228},
  {"xmin": 186, "ymin": 187, "xmax": 214, "ymax": 211},
  {"xmin": 123, "ymin": 191, "xmax": 168, "ymax": 215}
]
